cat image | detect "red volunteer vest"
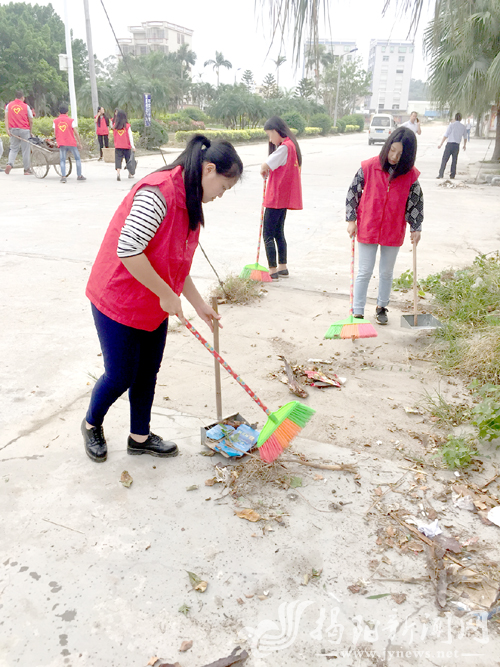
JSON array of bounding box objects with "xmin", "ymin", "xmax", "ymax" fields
[
  {"xmin": 264, "ymin": 137, "xmax": 303, "ymax": 210},
  {"xmin": 357, "ymin": 156, "xmax": 420, "ymax": 247},
  {"xmin": 95, "ymin": 115, "xmax": 109, "ymax": 136},
  {"xmin": 54, "ymin": 114, "xmax": 77, "ymax": 147},
  {"xmin": 113, "ymin": 123, "xmax": 131, "ymax": 149},
  {"xmin": 7, "ymin": 99, "xmax": 30, "ymax": 130},
  {"xmin": 86, "ymin": 166, "xmax": 200, "ymax": 331}
]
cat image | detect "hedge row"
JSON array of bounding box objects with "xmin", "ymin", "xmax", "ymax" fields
[{"xmin": 175, "ymin": 128, "xmax": 268, "ymax": 143}]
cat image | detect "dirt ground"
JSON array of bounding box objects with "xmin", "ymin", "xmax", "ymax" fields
[{"xmin": 2, "ymin": 127, "xmax": 500, "ymax": 666}]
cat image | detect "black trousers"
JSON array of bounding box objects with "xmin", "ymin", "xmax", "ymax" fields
[
  {"xmin": 439, "ymin": 142, "xmax": 460, "ymax": 178},
  {"xmin": 97, "ymin": 134, "xmax": 109, "ymax": 157},
  {"xmin": 263, "ymin": 207, "xmax": 287, "ymax": 267},
  {"xmin": 115, "ymin": 147, "xmax": 131, "ymax": 170}
]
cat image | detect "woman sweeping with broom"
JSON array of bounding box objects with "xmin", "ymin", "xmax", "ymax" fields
[
  {"xmin": 82, "ymin": 135, "xmax": 243, "ymax": 462},
  {"xmin": 346, "ymin": 126, "xmax": 423, "ymax": 325},
  {"xmin": 260, "ymin": 116, "xmax": 303, "ymax": 280}
]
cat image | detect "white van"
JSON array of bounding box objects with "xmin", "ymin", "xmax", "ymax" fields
[{"xmin": 368, "ymin": 114, "xmax": 397, "ymax": 145}]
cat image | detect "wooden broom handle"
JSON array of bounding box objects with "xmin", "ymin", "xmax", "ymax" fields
[{"xmin": 413, "ymin": 243, "xmax": 418, "ymax": 326}]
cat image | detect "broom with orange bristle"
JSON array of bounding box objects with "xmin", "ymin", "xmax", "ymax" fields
[
  {"xmin": 184, "ymin": 319, "xmax": 315, "ymax": 462},
  {"xmin": 240, "ymin": 178, "xmax": 272, "ymax": 282},
  {"xmin": 325, "ymin": 236, "xmax": 378, "ymax": 340}
]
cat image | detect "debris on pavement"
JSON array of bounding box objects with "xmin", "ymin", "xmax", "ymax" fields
[
  {"xmin": 120, "ymin": 471, "xmax": 133, "ymax": 488},
  {"xmin": 199, "ymin": 646, "xmax": 249, "ymax": 667},
  {"xmin": 488, "ymin": 506, "xmax": 500, "ymax": 527},
  {"xmin": 278, "ymin": 355, "xmax": 309, "ymax": 398},
  {"xmin": 187, "ymin": 571, "xmax": 208, "ymax": 593},
  {"xmin": 179, "ymin": 640, "xmax": 193, "ymax": 652}
]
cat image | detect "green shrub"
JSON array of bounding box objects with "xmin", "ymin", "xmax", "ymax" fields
[
  {"xmin": 130, "ymin": 118, "xmax": 169, "ymax": 148},
  {"xmin": 471, "ymin": 382, "xmax": 500, "ymax": 442},
  {"xmin": 345, "ymin": 124, "xmax": 357, "ymax": 132},
  {"xmin": 176, "ymin": 128, "xmax": 265, "ymax": 144},
  {"xmin": 310, "ymin": 113, "xmax": 332, "ymax": 135},
  {"xmin": 437, "ymin": 434, "xmax": 477, "ymax": 469},
  {"xmin": 32, "ymin": 117, "xmax": 55, "ymax": 137},
  {"xmin": 183, "ymin": 107, "xmax": 208, "ymax": 123},
  {"xmin": 281, "ymin": 111, "xmax": 306, "ymax": 135},
  {"xmin": 331, "ymin": 127, "xmax": 339, "ymax": 134},
  {"xmin": 304, "ymin": 127, "xmax": 322, "ymax": 136},
  {"xmin": 336, "ymin": 119, "xmax": 346, "ymax": 133},
  {"xmin": 341, "ymin": 113, "xmax": 365, "ymax": 131}
]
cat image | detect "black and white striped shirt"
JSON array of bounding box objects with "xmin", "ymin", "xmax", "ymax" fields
[{"xmin": 117, "ymin": 186, "xmax": 167, "ymax": 257}]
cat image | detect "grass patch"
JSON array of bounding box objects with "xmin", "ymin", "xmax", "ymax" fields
[
  {"xmin": 210, "ymin": 273, "xmax": 263, "ymax": 305},
  {"xmin": 436, "ymin": 434, "xmax": 478, "ymax": 469},
  {"xmin": 422, "ymin": 390, "xmax": 472, "ymax": 427},
  {"xmin": 423, "ymin": 253, "xmax": 500, "ymax": 383}
]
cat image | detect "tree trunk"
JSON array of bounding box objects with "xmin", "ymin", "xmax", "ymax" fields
[
  {"xmin": 475, "ymin": 112, "xmax": 482, "ymax": 137},
  {"xmin": 492, "ymin": 105, "xmax": 500, "ymax": 162}
]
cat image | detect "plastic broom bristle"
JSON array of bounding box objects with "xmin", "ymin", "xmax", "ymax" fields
[
  {"xmin": 340, "ymin": 324, "xmax": 359, "ymax": 339},
  {"xmin": 357, "ymin": 322, "xmax": 378, "ymax": 338},
  {"xmin": 240, "ymin": 263, "xmax": 271, "ymax": 281},
  {"xmin": 249, "ymin": 269, "xmax": 272, "ymax": 282},
  {"xmin": 257, "ymin": 401, "xmax": 316, "ymax": 462}
]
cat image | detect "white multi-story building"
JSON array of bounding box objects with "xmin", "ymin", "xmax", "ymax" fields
[
  {"xmin": 367, "ymin": 40, "xmax": 414, "ymax": 113},
  {"xmin": 303, "ymin": 40, "xmax": 357, "ymax": 77},
  {"xmin": 117, "ymin": 21, "xmax": 193, "ymax": 57}
]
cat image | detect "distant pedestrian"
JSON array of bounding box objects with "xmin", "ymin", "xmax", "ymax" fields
[
  {"xmin": 112, "ymin": 109, "xmax": 135, "ymax": 181},
  {"xmin": 402, "ymin": 111, "xmax": 421, "ymax": 135},
  {"xmin": 259, "ymin": 116, "xmax": 302, "ymax": 280},
  {"xmin": 346, "ymin": 127, "xmax": 423, "ymax": 326},
  {"xmin": 437, "ymin": 113, "xmax": 467, "ymax": 179},
  {"xmin": 4, "ymin": 90, "xmax": 33, "ymax": 175},
  {"xmin": 465, "ymin": 117, "xmax": 472, "ymax": 142},
  {"xmin": 95, "ymin": 106, "xmax": 110, "ymax": 160},
  {"xmin": 53, "ymin": 105, "xmax": 86, "ymax": 183}
]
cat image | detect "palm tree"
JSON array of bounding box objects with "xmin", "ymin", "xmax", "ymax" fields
[
  {"xmin": 273, "ymin": 55, "xmax": 287, "ymax": 87},
  {"xmin": 175, "ymin": 43, "xmax": 197, "ymax": 80},
  {"xmin": 203, "ymin": 51, "xmax": 232, "ymax": 87}
]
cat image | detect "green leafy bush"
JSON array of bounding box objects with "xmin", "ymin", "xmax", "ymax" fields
[
  {"xmin": 341, "ymin": 113, "xmax": 365, "ymax": 131},
  {"xmin": 304, "ymin": 127, "xmax": 322, "ymax": 135},
  {"xmin": 32, "ymin": 117, "xmax": 55, "ymax": 137},
  {"xmin": 345, "ymin": 124, "xmax": 357, "ymax": 132},
  {"xmin": 471, "ymin": 382, "xmax": 500, "ymax": 442},
  {"xmin": 176, "ymin": 129, "xmax": 265, "ymax": 143},
  {"xmin": 183, "ymin": 107, "xmax": 209, "ymax": 123},
  {"xmin": 336, "ymin": 118, "xmax": 346, "ymax": 133},
  {"xmin": 281, "ymin": 112, "xmax": 306, "ymax": 135},
  {"xmin": 310, "ymin": 113, "xmax": 332, "ymax": 135},
  {"xmin": 437, "ymin": 434, "xmax": 477, "ymax": 469},
  {"xmin": 130, "ymin": 119, "xmax": 169, "ymax": 148}
]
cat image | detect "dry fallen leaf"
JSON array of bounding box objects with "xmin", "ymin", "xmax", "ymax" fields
[
  {"xmin": 120, "ymin": 471, "xmax": 133, "ymax": 488},
  {"xmin": 179, "ymin": 640, "xmax": 193, "ymax": 652},
  {"xmin": 386, "ymin": 525, "xmax": 396, "ymax": 537},
  {"xmin": 244, "ymin": 593, "xmax": 254, "ymax": 599},
  {"xmin": 391, "ymin": 593, "xmax": 407, "ymax": 605},
  {"xmin": 187, "ymin": 571, "xmax": 208, "ymax": 593},
  {"xmin": 147, "ymin": 658, "xmax": 159, "ymax": 666},
  {"xmin": 236, "ymin": 597, "xmax": 244, "ymax": 605},
  {"xmin": 313, "ymin": 474, "xmax": 324, "ymax": 481},
  {"xmin": 235, "ymin": 509, "xmax": 262, "ymax": 522},
  {"xmin": 205, "ymin": 478, "xmax": 216, "ymax": 487},
  {"xmin": 257, "ymin": 594, "xmax": 268, "ymax": 600},
  {"xmin": 374, "ymin": 487, "xmax": 383, "ymax": 496}
]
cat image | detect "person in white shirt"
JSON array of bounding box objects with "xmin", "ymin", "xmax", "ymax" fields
[
  {"xmin": 437, "ymin": 112, "xmax": 467, "ymax": 179},
  {"xmin": 402, "ymin": 111, "xmax": 421, "ymax": 135}
]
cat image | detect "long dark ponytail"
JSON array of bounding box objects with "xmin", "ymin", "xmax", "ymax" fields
[
  {"xmin": 264, "ymin": 115, "xmax": 302, "ymax": 167},
  {"xmin": 156, "ymin": 134, "xmax": 243, "ymax": 231}
]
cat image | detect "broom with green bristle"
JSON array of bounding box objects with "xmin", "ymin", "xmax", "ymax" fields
[
  {"xmin": 325, "ymin": 237, "xmax": 378, "ymax": 340},
  {"xmin": 184, "ymin": 319, "xmax": 315, "ymax": 462},
  {"xmin": 240, "ymin": 178, "xmax": 272, "ymax": 283}
]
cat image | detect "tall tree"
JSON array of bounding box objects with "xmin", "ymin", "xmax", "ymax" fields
[
  {"xmin": 294, "ymin": 78, "xmax": 315, "ymax": 100},
  {"xmin": 175, "ymin": 44, "xmax": 197, "ymax": 81},
  {"xmin": 273, "ymin": 55, "xmax": 287, "ymax": 87},
  {"xmin": 241, "ymin": 69, "xmax": 255, "ymax": 90},
  {"xmin": 261, "ymin": 73, "xmax": 280, "ymax": 99},
  {"xmin": 321, "ymin": 58, "xmax": 371, "ymax": 117},
  {"xmin": 203, "ymin": 51, "xmax": 232, "ymax": 87}
]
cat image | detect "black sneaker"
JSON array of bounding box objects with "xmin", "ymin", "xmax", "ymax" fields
[
  {"xmin": 375, "ymin": 306, "xmax": 389, "ymax": 325},
  {"xmin": 127, "ymin": 433, "xmax": 179, "ymax": 458},
  {"xmin": 277, "ymin": 269, "xmax": 289, "ymax": 277},
  {"xmin": 270, "ymin": 273, "xmax": 279, "ymax": 281},
  {"xmin": 353, "ymin": 314, "xmax": 364, "ymax": 319},
  {"xmin": 81, "ymin": 419, "xmax": 107, "ymax": 462}
]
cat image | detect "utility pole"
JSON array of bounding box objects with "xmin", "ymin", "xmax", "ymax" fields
[
  {"xmin": 83, "ymin": 0, "xmax": 99, "ymax": 116},
  {"xmin": 63, "ymin": 0, "xmax": 78, "ymax": 125}
]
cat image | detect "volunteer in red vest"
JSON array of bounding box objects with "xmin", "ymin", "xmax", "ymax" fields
[
  {"xmin": 4, "ymin": 90, "xmax": 33, "ymax": 175},
  {"xmin": 95, "ymin": 106, "xmax": 110, "ymax": 160},
  {"xmin": 260, "ymin": 115, "xmax": 303, "ymax": 280},
  {"xmin": 53, "ymin": 104, "xmax": 86, "ymax": 183},
  {"xmin": 82, "ymin": 135, "xmax": 243, "ymax": 462},
  {"xmin": 112, "ymin": 109, "xmax": 135, "ymax": 181},
  {"xmin": 346, "ymin": 127, "xmax": 423, "ymax": 326}
]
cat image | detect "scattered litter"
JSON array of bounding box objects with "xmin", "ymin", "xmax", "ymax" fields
[
  {"xmin": 178, "ymin": 604, "xmax": 190, "ymax": 616},
  {"xmin": 438, "ymin": 179, "xmax": 469, "ymax": 189},
  {"xmin": 391, "ymin": 593, "xmax": 407, "ymax": 604},
  {"xmin": 279, "ymin": 355, "xmax": 309, "ymax": 398},
  {"xmin": 487, "ymin": 506, "xmax": 500, "ymax": 527},
  {"xmin": 187, "ymin": 571, "xmax": 208, "ymax": 593},
  {"xmin": 198, "ymin": 646, "xmax": 249, "ymax": 667},
  {"xmin": 120, "ymin": 471, "xmax": 133, "ymax": 488},
  {"xmin": 179, "ymin": 640, "xmax": 193, "ymax": 652},
  {"xmin": 432, "ymin": 534, "xmax": 462, "ymax": 553},
  {"xmin": 205, "ymin": 423, "xmax": 259, "ymax": 458},
  {"xmin": 301, "ymin": 368, "xmax": 343, "ymax": 388},
  {"xmin": 235, "ymin": 509, "xmax": 262, "ymax": 522},
  {"xmin": 452, "ymin": 492, "xmax": 476, "ymax": 511},
  {"xmin": 404, "ymin": 407, "xmax": 422, "ymax": 415},
  {"xmin": 186, "ymin": 484, "xmax": 198, "ymax": 491},
  {"xmin": 418, "ymin": 519, "xmax": 442, "ymax": 538}
]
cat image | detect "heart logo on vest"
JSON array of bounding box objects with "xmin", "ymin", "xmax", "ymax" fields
[
  {"xmin": 59, "ymin": 123, "xmax": 67, "ymax": 132},
  {"xmin": 117, "ymin": 129, "xmax": 125, "ymax": 136},
  {"xmin": 13, "ymin": 106, "xmax": 22, "ymax": 114}
]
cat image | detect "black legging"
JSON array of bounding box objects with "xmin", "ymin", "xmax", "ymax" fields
[
  {"xmin": 97, "ymin": 134, "xmax": 109, "ymax": 158},
  {"xmin": 263, "ymin": 207, "xmax": 287, "ymax": 267}
]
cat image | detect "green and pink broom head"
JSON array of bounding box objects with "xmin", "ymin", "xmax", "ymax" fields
[
  {"xmin": 185, "ymin": 319, "xmax": 315, "ymax": 462},
  {"xmin": 240, "ymin": 178, "xmax": 272, "ymax": 283},
  {"xmin": 325, "ymin": 237, "xmax": 377, "ymax": 340}
]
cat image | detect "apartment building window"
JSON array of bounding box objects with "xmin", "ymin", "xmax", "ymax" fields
[
  {"xmin": 392, "ymin": 104, "xmax": 400, "ymax": 109},
  {"xmin": 140, "ymin": 46, "xmax": 147, "ymax": 55},
  {"xmin": 398, "ymin": 56, "xmax": 405, "ymax": 62},
  {"xmin": 390, "ymin": 46, "xmax": 394, "ymax": 52},
  {"xmin": 396, "ymin": 69, "xmax": 404, "ymax": 74},
  {"xmin": 399, "ymin": 46, "xmax": 407, "ymax": 53},
  {"xmin": 383, "ymin": 56, "xmax": 389, "ymax": 62},
  {"xmin": 381, "ymin": 46, "xmax": 386, "ymax": 52}
]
